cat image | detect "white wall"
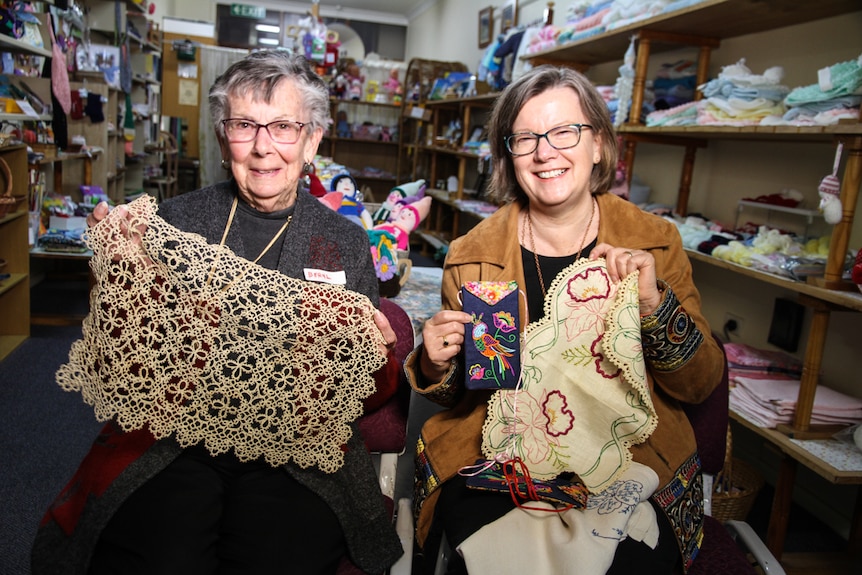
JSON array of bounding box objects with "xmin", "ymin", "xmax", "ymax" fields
[{"xmin": 406, "ymin": 0, "xmax": 551, "ymax": 67}]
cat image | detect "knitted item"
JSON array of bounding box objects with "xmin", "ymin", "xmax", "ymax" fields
[{"xmin": 57, "ymin": 196, "xmax": 386, "ymax": 473}]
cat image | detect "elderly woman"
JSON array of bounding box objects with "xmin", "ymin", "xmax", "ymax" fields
[
  {"xmin": 407, "ymin": 65, "xmax": 724, "ymax": 574},
  {"xmin": 32, "ymin": 51, "xmax": 403, "ymax": 574}
]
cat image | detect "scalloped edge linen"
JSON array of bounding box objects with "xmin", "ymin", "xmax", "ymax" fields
[{"xmin": 481, "ymin": 259, "xmax": 657, "ymax": 492}]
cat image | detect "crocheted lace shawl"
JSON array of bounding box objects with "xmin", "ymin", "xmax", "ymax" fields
[
  {"xmin": 481, "ymin": 259, "xmax": 657, "ymax": 492},
  {"xmin": 57, "ymin": 196, "xmax": 386, "ymax": 473}
]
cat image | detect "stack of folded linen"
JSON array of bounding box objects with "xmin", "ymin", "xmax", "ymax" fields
[
  {"xmin": 730, "ymin": 377, "xmax": 862, "ymax": 429},
  {"xmin": 724, "ymin": 343, "xmax": 862, "ymax": 428}
]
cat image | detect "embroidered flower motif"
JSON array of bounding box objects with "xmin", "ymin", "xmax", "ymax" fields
[
  {"xmin": 493, "ymin": 311, "xmax": 517, "ymax": 333},
  {"xmin": 469, "ymin": 364, "xmax": 486, "ymax": 380},
  {"xmin": 591, "ymin": 336, "xmax": 621, "ymax": 379},
  {"xmin": 567, "ymin": 266, "xmax": 611, "ymax": 303},
  {"xmin": 564, "ymin": 267, "xmax": 614, "ymax": 341},
  {"xmin": 492, "ymin": 388, "xmax": 569, "ymax": 469},
  {"xmin": 587, "ymin": 479, "xmax": 645, "ymax": 516},
  {"xmin": 542, "ymin": 390, "xmax": 574, "ymax": 437}
]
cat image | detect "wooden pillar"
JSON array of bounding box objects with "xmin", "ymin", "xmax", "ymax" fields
[
  {"xmin": 676, "ymin": 144, "xmax": 697, "ymax": 216},
  {"xmin": 823, "ymin": 135, "xmax": 861, "ymax": 288},
  {"xmin": 623, "ymin": 138, "xmax": 637, "ymax": 187},
  {"xmin": 630, "ymin": 34, "xmax": 651, "ymax": 127},
  {"xmin": 792, "ymin": 296, "xmax": 832, "ymax": 432}
]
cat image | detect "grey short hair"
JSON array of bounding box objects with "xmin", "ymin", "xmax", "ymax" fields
[
  {"xmin": 209, "ymin": 50, "xmax": 330, "ymax": 139},
  {"xmin": 486, "ymin": 65, "xmax": 619, "ymax": 205}
]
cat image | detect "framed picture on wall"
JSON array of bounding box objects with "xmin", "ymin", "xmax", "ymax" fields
[
  {"xmin": 501, "ymin": 0, "xmax": 518, "ymax": 33},
  {"xmin": 478, "ymin": 6, "xmax": 493, "ymax": 49}
]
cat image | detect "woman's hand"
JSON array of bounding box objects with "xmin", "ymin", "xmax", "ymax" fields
[
  {"xmin": 419, "ymin": 309, "xmax": 472, "ymax": 381},
  {"xmin": 590, "ymin": 243, "xmax": 662, "ymax": 316},
  {"xmin": 373, "ymin": 309, "xmax": 397, "ymax": 358},
  {"xmin": 86, "ymin": 200, "xmax": 112, "ymax": 228},
  {"xmin": 86, "ymin": 201, "xmax": 148, "ymax": 262}
]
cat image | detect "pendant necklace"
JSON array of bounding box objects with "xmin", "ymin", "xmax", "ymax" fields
[
  {"xmin": 206, "ymin": 196, "xmax": 293, "ymax": 287},
  {"xmin": 525, "ymin": 198, "xmax": 596, "ymax": 299}
]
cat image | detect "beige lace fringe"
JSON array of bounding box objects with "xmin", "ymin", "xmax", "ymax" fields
[{"xmin": 57, "ymin": 196, "xmax": 386, "ymax": 473}]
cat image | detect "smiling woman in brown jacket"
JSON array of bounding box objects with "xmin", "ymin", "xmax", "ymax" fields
[{"xmin": 405, "ymin": 66, "xmax": 724, "ymax": 575}]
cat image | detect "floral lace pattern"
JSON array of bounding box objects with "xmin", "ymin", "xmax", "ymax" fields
[
  {"xmin": 481, "ymin": 259, "xmax": 656, "ymax": 492},
  {"xmin": 57, "ymin": 196, "xmax": 386, "ymax": 473}
]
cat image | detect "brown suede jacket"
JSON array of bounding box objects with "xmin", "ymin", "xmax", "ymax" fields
[{"xmin": 405, "ymin": 192, "xmax": 724, "ymax": 568}]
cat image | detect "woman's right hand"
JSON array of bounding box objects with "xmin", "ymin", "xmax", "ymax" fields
[{"xmin": 419, "ymin": 309, "xmax": 472, "ymax": 381}]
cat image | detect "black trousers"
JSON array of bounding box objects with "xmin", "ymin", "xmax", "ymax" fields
[
  {"xmin": 89, "ymin": 446, "xmax": 347, "ymax": 575},
  {"xmin": 423, "ymin": 474, "xmax": 680, "ymax": 575}
]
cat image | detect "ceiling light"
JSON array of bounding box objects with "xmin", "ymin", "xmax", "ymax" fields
[
  {"xmin": 255, "ymin": 24, "xmax": 280, "ymax": 33},
  {"xmin": 259, "ymin": 38, "xmax": 279, "ymax": 45}
]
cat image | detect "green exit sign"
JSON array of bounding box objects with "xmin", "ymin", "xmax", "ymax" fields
[{"xmin": 230, "ymin": 4, "xmax": 266, "ymax": 19}]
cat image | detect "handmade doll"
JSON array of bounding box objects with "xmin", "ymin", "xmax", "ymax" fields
[
  {"xmin": 335, "ymin": 110, "xmax": 351, "ymax": 138},
  {"xmin": 330, "ymin": 173, "xmax": 372, "ymax": 229},
  {"xmin": 345, "ymin": 63, "xmax": 364, "ymax": 100},
  {"xmin": 372, "ymin": 195, "xmax": 431, "ymax": 251},
  {"xmin": 382, "ymin": 69, "xmax": 403, "ymax": 104},
  {"xmin": 372, "ymin": 179, "xmax": 426, "ymax": 225},
  {"xmin": 818, "ymin": 142, "xmax": 843, "ymax": 225}
]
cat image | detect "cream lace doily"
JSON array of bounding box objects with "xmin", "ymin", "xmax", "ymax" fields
[
  {"xmin": 57, "ymin": 196, "xmax": 386, "ymax": 473},
  {"xmin": 481, "ymin": 259, "xmax": 657, "ymax": 492}
]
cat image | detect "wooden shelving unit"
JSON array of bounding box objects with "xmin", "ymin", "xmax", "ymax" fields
[
  {"xmin": 405, "ymin": 94, "xmax": 497, "ymax": 253},
  {"xmin": 524, "ymin": 0, "xmax": 862, "ymax": 562},
  {"xmin": 321, "ymin": 99, "xmax": 402, "ymax": 201},
  {"xmin": 0, "ymin": 145, "xmax": 31, "ymax": 361}
]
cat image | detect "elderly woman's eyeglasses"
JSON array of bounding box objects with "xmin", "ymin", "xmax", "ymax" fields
[
  {"xmin": 505, "ymin": 124, "xmax": 593, "ymax": 156},
  {"xmin": 222, "ymin": 119, "xmax": 306, "ymax": 144}
]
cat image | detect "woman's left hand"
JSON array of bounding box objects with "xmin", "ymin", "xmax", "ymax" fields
[
  {"xmin": 590, "ymin": 243, "xmax": 662, "ymax": 316},
  {"xmin": 373, "ymin": 309, "xmax": 397, "ymax": 358}
]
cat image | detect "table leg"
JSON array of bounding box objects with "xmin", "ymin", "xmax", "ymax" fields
[{"xmin": 767, "ymin": 455, "xmax": 797, "ymax": 559}]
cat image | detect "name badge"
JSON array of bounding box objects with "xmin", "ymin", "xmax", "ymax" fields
[{"xmin": 303, "ymin": 268, "xmax": 347, "ymax": 285}]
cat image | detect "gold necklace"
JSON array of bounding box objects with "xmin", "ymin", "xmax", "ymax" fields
[
  {"xmin": 207, "ymin": 196, "xmax": 293, "ymax": 287},
  {"xmin": 525, "ymin": 198, "xmax": 596, "ymax": 299}
]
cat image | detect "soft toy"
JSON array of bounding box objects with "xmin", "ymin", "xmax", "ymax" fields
[
  {"xmin": 368, "ymin": 195, "xmax": 432, "ymax": 297},
  {"xmin": 382, "ymin": 68, "xmax": 403, "ymax": 104},
  {"xmin": 819, "ymin": 142, "xmax": 843, "ymax": 225},
  {"xmin": 373, "ymin": 196, "xmax": 432, "ymax": 251},
  {"xmin": 330, "ymin": 173, "xmax": 372, "ymax": 229},
  {"xmin": 345, "ymin": 63, "xmax": 364, "ymax": 100},
  {"xmin": 304, "ymin": 163, "xmax": 327, "ymax": 198},
  {"xmin": 318, "ymin": 191, "xmax": 342, "ymax": 211},
  {"xmin": 372, "ymin": 179, "xmax": 426, "ymax": 225},
  {"xmin": 335, "ymin": 110, "xmax": 351, "ymax": 138},
  {"xmin": 330, "ymin": 72, "xmax": 348, "ymax": 99}
]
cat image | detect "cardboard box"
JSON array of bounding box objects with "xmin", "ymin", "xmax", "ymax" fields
[{"xmin": 49, "ymin": 216, "xmax": 87, "ymax": 231}]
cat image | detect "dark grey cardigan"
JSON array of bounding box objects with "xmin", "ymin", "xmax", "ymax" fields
[{"xmin": 31, "ymin": 182, "xmax": 403, "ymax": 574}]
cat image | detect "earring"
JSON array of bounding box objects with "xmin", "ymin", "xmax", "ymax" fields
[
  {"xmin": 302, "ymin": 162, "xmax": 312, "ymax": 174},
  {"xmin": 221, "ymin": 159, "xmax": 230, "ymax": 170}
]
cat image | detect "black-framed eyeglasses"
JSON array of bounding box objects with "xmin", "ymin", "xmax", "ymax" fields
[
  {"xmin": 504, "ymin": 123, "xmax": 593, "ymax": 156},
  {"xmin": 222, "ymin": 119, "xmax": 306, "ymax": 144}
]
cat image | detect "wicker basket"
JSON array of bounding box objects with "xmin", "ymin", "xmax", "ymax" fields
[
  {"xmin": 0, "ymin": 156, "xmax": 24, "ymax": 218},
  {"xmin": 711, "ymin": 427, "xmax": 765, "ymax": 522}
]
